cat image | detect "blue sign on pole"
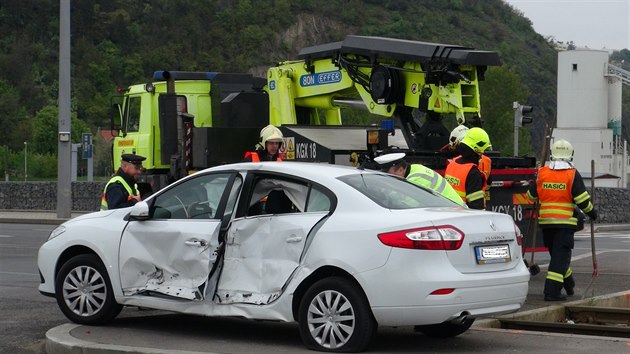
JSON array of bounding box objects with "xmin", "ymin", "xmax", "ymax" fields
[{"xmin": 82, "ymin": 133, "xmax": 93, "ymax": 159}]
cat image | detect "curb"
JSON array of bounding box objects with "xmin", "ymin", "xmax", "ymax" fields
[
  {"xmin": 46, "ymin": 323, "xmax": 211, "ymax": 354},
  {"xmin": 474, "ymin": 290, "xmax": 630, "ymax": 329}
]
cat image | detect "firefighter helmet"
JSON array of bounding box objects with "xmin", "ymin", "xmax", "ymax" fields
[
  {"xmin": 461, "ymin": 127, "xmax": 491, "ymax": 154},
  {"xmin": 260, "ymin": 125, "xmax": 284, "ymax": 146},
  {"xmin": 449, "ymin": 125, "xmax": 469, "ymax": 146},
  {"xmin": 551, "ymin": 139, "xmax": 574, "ymax": 161}
]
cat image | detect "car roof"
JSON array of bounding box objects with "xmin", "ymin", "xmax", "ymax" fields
[{"xmin": 203, "ymin": 162, "xmax": 377, "ymax": 181}]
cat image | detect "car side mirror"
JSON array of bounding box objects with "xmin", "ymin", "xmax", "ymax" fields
[{"xmin": 129, "ymin": 201, "xmax": 150, "ymax": 221}]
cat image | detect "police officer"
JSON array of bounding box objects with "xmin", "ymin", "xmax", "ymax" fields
[
  {"xmin": 444, "ymin": 127, "xmax": 491, "ymax": 209},
  {"xmin": 527, "ymin": 139, "xmax": 597, "ymax": 301},
  {"xmin": 101, "ymin": 154, "xmax": 145, "ymax": 211},
  {"xmin": 243, "ymin": 124, "xmax": 284, "ymax": 162},
  {"xmin": 375, "ymin": 152, "xmax": 465, "ymax": 206}
]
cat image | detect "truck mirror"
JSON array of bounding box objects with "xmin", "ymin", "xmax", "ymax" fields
[{"xmin": 111, "ymin": 103, "xmax": 123, "ymax": 131}]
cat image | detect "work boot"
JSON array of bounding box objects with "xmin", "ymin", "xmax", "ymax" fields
[
  {"xmin": 544, "ymin": 294, "xmax": 567, "ymax": 301},
  {"xmin": 564, "ymin": 275, "xmax": 575, "ymax": 296}
]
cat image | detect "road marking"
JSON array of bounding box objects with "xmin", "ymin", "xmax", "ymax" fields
[
  {"xmin": 0, "ymin": 235, "xmax": 15, "ymax": 238},
  {"xmin": 537, "ymin": 250, "xmax": 612, "ymax": 269}
]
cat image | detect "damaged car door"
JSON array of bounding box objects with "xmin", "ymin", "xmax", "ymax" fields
[
  {"xmin": 216, "ymin": 175, "xmax": 332, "ymax": 305},
  {"xmin": 118, "ymin": 172, "xmax": 238, "ymax": 300}
]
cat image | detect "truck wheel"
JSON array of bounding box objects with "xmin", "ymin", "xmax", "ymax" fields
[
  {"xmin": 415, "ymin": 317, "xmax": 475, "ymax": 338},
  {"xmin": 298, "ymin": 277, "xmax": 376, "ymax": 352},
  {"xmin": 55, "ymin": 254, "xmax": 122, "ymax": 325}
]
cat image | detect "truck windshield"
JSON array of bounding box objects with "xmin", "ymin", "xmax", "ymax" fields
[
  {"xmin": 124, "ymin": 96, "xmax": 141, "ymax": 133},
  {"xmin": 338, "ymin": 173, "xmax": 458, "ymax": 209}
]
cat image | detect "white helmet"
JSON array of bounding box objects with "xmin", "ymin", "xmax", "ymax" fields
[
  {"xmin": 449, "ymin": 125, "xmax": 469, "ymax": 147},
  {"xmin": 259, "ymin": 124, "xmax": 283, "ymax": 146},
  {"xmin": 550, "ymin": 139, "xmax": 574, "ymax": 161}
]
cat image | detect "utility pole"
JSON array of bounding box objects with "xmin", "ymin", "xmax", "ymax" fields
[
  {"xmin": 24, "ymin": 141, "xmax": 27, "ymax": 181},
  {"xmin": 57, "ymin": 0, "xmax": 72, "ymax": 218}
]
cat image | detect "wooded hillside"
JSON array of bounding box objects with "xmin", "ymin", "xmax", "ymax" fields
[{"xmin": 0, "ymin": 0, "xmax": 628, "ymax": 177}]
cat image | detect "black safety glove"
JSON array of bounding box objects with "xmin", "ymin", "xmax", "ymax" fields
[
  {"xmin": 587, "ymin": 209, "xmax": 598, "ymax": 221},
  {"xmin": 574, "ymin": 208, "xmax": 585, "ymax": 231}
]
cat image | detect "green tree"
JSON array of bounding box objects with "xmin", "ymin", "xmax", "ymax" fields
[
  {"xmin": 0, "ymin": 80, "xmax": 29, "ymax": 150},
  {"xmin": 479, "ymin": 66, "xmax": 532, "ymax": 157},
  {"xmin": 31, "ymin": 105, "xmax": 91, "ymax": 154}
]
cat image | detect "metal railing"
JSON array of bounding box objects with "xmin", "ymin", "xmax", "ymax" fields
[{"xmin": 607, "ymin": 63, "xmax": 630, "ymax": 86}]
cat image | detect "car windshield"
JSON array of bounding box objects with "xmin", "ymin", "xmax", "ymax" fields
[{"xmin": 338, "ymin": 173, "xmax": 459, "ymax": 209}]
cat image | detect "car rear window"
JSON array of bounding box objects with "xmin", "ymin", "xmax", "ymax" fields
[{"xmin": 338, "ymin": 173, "xmax": 459, "ymax": 209}]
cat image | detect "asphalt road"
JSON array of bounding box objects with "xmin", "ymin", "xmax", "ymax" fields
[{"xmin": 2, "ymin": 222, "xmax": 629, "ymax": 353}]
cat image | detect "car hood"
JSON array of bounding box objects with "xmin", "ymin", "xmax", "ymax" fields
[{"xmin": 62, "ymin": 208, "xmax": 129, "ymax": 225}]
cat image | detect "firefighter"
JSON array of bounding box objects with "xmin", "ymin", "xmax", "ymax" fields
[
  {"xmin": 444, "ymin": 127, "xmax": 491, "ymax": 210},
  {"xmin": 527, "ymin": 139, "xmax": 597, "ymax": 301},
  {"xmin": 101, "ymin": 154, "xmax": 145, "ymax": 211},
  {"xmin": 243, "ymin": 124, "xmax": 284, "ymax": 162},
  {"xmin": 375, "ymin": 152, "xmax": 465, "ymax": 206},
  {"xmin": 439, "ymin": 124, "xmax": 469, "ymax": 159}
]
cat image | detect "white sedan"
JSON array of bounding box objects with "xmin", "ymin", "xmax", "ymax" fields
[{"xmin": 38, "ymin": 162, "xmax": 529, "ymax": 352}]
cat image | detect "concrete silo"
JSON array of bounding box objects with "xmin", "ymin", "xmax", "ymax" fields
[{"xmin": 554, "ymin": 50, "xmax": 629, "ymax": 187}]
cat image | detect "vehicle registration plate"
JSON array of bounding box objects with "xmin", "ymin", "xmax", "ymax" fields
[{"xmin": 475, "ymin": 244, "xmax": 511, "ymax": 264}]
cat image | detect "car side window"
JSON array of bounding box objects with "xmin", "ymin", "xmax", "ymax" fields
[
  {"xmin": 306, "ymin": 186, "xmax": 331, "ymax": 212},
  {"xmin": 151, "ymin": 173, "xmax": 232, "ymax": 220},
  {"xmin": 246, "ymin": 177, "xmax": 309, "ymax": 216}
]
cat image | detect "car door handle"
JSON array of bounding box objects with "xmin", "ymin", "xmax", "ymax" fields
[
  {"xmin": 185, "ymin": 239, "xmax": 207, "ymax": 247},
  {"xmin": 286, "ymin": 235, "xmax": 303, "ymax": 243}
]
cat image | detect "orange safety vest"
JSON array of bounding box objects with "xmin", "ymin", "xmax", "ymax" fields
[
  {"xmin": 479, "ymin": 154, "xmax": 491, "ymax": 188},
  {"xmin": 244, "ymin": 151, "xmax": 282, "ymax": 162},
  {"xmin": 444, "ymin": 161, "xmax": 478, "ymax": 203},
  {"xmin": 536, "ymin": 167, "xmax": 577, "ymax": 226}
]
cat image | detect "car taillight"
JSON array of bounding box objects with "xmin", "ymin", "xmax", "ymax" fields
[
  {"xmin": 514, "ymin": 223, "xmax": 523, "ymax": 246},
  {"xmin": 430, "ymin": 288, "xmax": 455, "ymax": 295},
  {"xmin": 377, "ymin": 225, "xmax": 464, "ymax": 250}
]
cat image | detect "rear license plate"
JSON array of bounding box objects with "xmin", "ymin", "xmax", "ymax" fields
[{"xmin": 475, "ymin": 244, "xmax": 511, "ymax": 264}]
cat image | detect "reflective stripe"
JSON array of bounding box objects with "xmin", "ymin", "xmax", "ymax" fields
[
  {"xmin": 546, "ymin": 271, "xmax": 564, "ymax": 283},
  {"xmin": 565, "ymin": 268, "xmax": 573, "ymax": 278},
  {"xmin": 540, "ymin": 207, "xmax": 574, "ymax": 216},
  {"xmin": 574, "ymin": 191, "xmax": 590, "ymax": 204},
  {"xmin": 467, "ymin": 190, "xmax": 485, "ymax": 202},
  {"xmin": 408, "ymin": 170, "xmax": 444, "ymax": 192},
  {"xmin": 407, "ymin": 165, "xmax": 464, "ymax": 206},
  {"xmin": 582, "ymin": 202, "xmax": 594, "ymax": 213},
  {"xmin": 538, "ymin": 217, "xmax": 578, "ymax": 226},
  {"xmin": 100, "ymin": 176, "xmax": 137, "ymax": 211},
  {"xmin": 434, "ymin": 177, "xmax": 447, "ymax": 194}
]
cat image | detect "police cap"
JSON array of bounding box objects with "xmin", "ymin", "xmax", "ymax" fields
[
  {"xmin": 121, "ymin": 153, "xmax": 146, "ymax": 167},
  {"xmin": 374, "ymin": 152, "xmax": 406, "ymax": 171}
]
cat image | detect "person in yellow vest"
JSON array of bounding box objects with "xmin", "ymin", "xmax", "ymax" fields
[
  {"xmin": 375, "ymin": 152, "xmax": 465, "ymax": 206},
  {"xmin": 444, "ymin": 127, "xmax": 491, "ymax": 210},
  {"xmin": 527, "ymin": 139, "xmax": 597, "ymax": 301},
  {"xmin": 243, "ymin": 124, "xmax": 283, "ymax": 162},
  {"xmin": 101, "ymin": 154, "xmax": 145, "ymax": 211}
]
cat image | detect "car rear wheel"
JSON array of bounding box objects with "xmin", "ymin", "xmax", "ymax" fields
[
  {"xmin": 415, "ymin": 317, "xmax": 475, "ymax": 338},
  {"xmin": 298, "ymin": 277, "xmax": 376, "ymax": 352},
  {"xmin": 55, "ymin": 254, "xmax": 122, "ymax": 325}
]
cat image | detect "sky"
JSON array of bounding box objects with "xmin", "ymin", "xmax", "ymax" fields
[{"xmin": 504, "ymin": 0, "xmax": 629, "ymax": 51}]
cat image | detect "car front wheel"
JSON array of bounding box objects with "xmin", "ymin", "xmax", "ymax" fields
[
  {"xmin": 55, "ymin": 254, "xmax": 122, "ymax": 325},
  {"xmin": 298, "ymin": 277, "xmax": 376, "ymax": 352}
]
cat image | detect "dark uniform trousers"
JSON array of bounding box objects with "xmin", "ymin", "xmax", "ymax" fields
[{"xmin": 543, "ymin": 228, "xmax": 575, "ymax": 296}]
